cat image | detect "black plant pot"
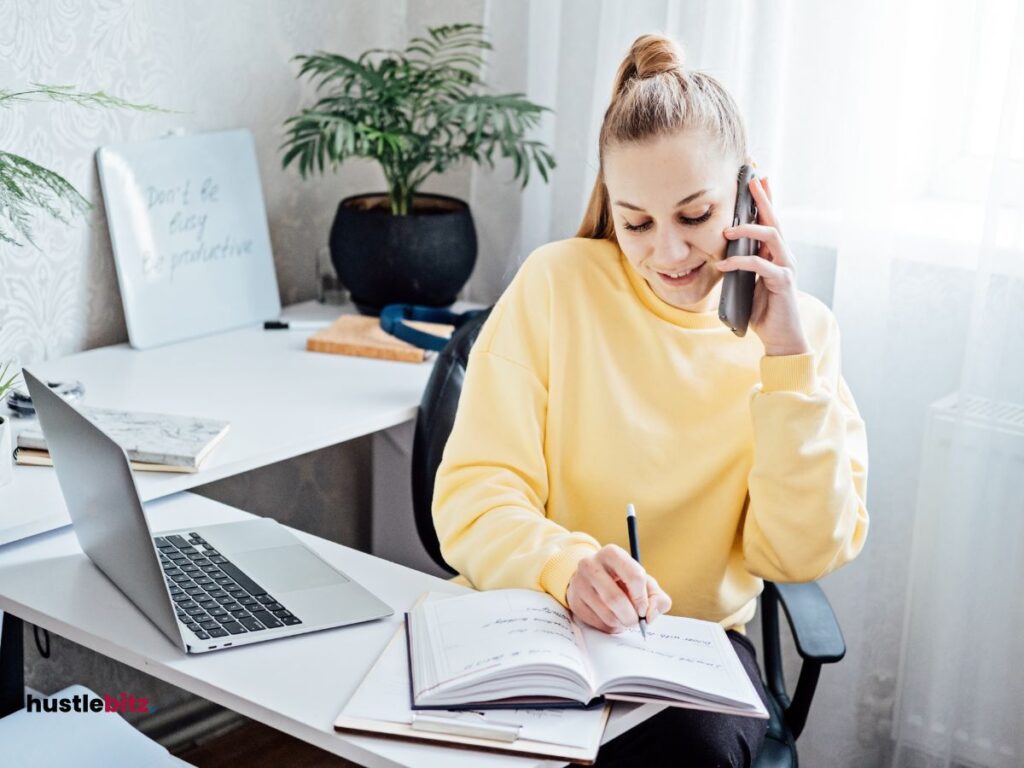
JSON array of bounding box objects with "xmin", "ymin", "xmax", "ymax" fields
[{"xmin": 329, "ymin": 193, "xmax": 477, "ymax": 315}]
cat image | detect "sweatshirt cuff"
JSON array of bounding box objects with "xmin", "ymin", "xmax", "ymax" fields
[
  {"xmin": 539, "ymin": 542, "xmax": 601, "ymax": 609},
  {"xmin": 759, "ymin": 352, "xmax": 817, "ymax": 394}
]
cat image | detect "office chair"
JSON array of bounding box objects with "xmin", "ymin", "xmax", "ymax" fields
[{"xmin": 411, "ymin": 308, "xmax": 846, "ymax": 768}]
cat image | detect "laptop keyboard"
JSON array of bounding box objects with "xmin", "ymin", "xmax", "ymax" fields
[{"xmin": 155, "ymin": 532, "xmax": 302, "ymax": 641}]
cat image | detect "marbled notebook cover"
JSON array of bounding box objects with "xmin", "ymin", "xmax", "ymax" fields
[{"xmin": 18, "ymin": 407, "xmax": 230, "ymax": 469}]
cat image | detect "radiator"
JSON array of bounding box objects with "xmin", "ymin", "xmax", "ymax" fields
[{"xmin": 892, "ymin": 393, "xmax": 1024, "ymax": 768}]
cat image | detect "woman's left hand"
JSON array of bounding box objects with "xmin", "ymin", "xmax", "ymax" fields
[{"xmin": 715, "ymin": 176, "xmax": 810, "ymax": 356}]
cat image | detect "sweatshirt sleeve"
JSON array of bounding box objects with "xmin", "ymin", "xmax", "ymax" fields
[
  {"xmin": 431, "ymin": 257, "xmax": 601, "ymax": 608},
  {"xmin": 742, "ymin": 307, "xmax": 870, "ymax": 582}
]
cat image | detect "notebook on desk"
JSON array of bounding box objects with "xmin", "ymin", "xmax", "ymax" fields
[
  {"xmin": 335, "ymin": 615, "xmax": 611, "ymax": 764},
  {"xmin": 14, "ymin": 405, "xmax": 230, "ymax": 472},
  {"xmin": 405, "ymin": 589, "xmax": 769, "ymax": 718}
]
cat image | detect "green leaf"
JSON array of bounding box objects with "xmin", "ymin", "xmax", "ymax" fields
[
  {"xmin": 0, "ymin": 361, "xmax": 21, "ymax": 400},
  {"xmin": 0, "ymin": 150, "xmax": 90, "ymax": 247},
  {"xmin": 281, "ymin": 22, "xmax": 555, "ymax": 197}
]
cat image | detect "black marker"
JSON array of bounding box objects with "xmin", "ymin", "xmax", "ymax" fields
[
  {"xmin": 626, "ymin": 503, "xmax": 647, "ymax": 640},
  {"xmin": 263, "ymin": 320, "xmax": 332, "ymax": 331}
]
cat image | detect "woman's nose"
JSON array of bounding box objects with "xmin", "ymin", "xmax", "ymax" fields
[{"xmin": 656, "ymin": 229, "xmax": 689, "ymax": 263}]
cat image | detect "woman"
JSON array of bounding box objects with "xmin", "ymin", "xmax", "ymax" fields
[{"xmin": 432, "ymin": 33, "xmax": 869, "ymax": 767}]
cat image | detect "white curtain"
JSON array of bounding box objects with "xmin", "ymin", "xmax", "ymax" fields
[{"xmin": 472, "ymin": 1, "xmax": 1024, "ymax": 766}]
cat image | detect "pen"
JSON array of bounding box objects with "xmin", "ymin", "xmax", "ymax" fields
[
  {"xmin": 263, "ymin": 320, "xmax": 332, "ymax": 331},
  {"xmin": 626, "ymin": 503, "xmax": 647, "ymax": 640}
]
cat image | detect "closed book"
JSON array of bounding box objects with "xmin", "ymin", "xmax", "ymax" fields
[
  {"xmin": 13, "ymin": 447, "xmax": 193, "ymax": 474},
  {"xmin": 16, "ymin": 406, "xmax": 229, "ymax": 471}
]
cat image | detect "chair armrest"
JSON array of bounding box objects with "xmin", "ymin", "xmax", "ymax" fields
[
  {"xmin": 771, "ymin": 581, "xmax": 846, "ymax": 663},
  {"xmin": 760, "ymin": 581, "xmax": 845, "ymax": 740}
]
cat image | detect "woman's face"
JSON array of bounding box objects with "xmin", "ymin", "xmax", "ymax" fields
[{"xmin": 603, "ymin": 132, "xmax": 739, "ymax": 312}]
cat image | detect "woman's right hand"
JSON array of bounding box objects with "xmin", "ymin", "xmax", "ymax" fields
[{"xmin": 566, "ymin": 544, "xmax": 672, "ymax": 633}]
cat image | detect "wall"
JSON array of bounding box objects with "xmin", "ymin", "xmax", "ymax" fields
[{"xmin": 0, "ymin": 0, "xmax": 484, "ymax": 729}]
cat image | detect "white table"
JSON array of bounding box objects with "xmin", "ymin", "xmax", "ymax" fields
[
  {"xmin": 0, "ymin": 493, "xmax": 660, "ymax": 767},
  {"xmin": 0, "ymin": 300, "xmax": 434, "ymax": 546}
]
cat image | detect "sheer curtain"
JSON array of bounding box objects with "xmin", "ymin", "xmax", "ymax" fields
[{"xmin": 472, "ymin": 1, "xmax": 1024, "ymax": 766}]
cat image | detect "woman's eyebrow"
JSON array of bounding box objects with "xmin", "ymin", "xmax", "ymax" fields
[{"xmin": 613, "ymin": 189, "xmax": 711, "ymax": 211}]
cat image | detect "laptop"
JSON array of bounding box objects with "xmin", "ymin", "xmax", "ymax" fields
[{"xmin": 24, "ymin": 368, "xmax": 394, "ymax": 653}]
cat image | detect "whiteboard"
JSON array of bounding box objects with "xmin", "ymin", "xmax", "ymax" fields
[{"xmin": 96, "ymin": 129, "xmax": 281, "ymax": 349}]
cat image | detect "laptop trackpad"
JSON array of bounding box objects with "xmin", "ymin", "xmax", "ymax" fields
[{"xmin": 230, "ymin": 545, "xmax": 349, "ymax": 594}]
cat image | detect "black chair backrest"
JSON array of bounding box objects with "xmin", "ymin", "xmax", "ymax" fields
[{"xmin": 411, "ymin": 307, "xmax": 493, "ymax": 574}]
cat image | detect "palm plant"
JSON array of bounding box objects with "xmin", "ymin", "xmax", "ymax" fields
[
  {"xmin": 281, "ymin": 23, "xmax": 556, "ymax": 215},
  {"xmin": 0, "ymin": 84, "xmax": 163, "ymax": 246}
]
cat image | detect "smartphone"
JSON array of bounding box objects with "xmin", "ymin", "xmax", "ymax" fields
[{"xmin": 718, "ymin": 164, "xmax": 759, "ymax": 337}]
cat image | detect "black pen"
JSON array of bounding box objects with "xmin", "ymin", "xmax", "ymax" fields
[{"xmin": 626, "ymin": 503, "xmax": 647, "ymax": 640}]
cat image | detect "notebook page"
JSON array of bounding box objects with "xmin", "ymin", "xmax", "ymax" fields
[
  {"xmin": 579, "ymin": 615, "xmax": 755, "ymax": 707},
  {"xmin": 414, "ymin": 589, "xmax": 591, "ymax": 694}
]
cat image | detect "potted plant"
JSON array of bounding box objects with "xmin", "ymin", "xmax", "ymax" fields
[{"xmin": 281, "ymin": 23, "xmax": 556, "ymax": 314}]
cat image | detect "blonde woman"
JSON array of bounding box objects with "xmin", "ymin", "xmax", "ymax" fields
[{"xmin": 433, "ymin": 33, "xmax": 868, "ymax": 766}]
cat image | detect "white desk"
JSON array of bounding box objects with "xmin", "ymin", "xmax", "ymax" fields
[
  {"xmin": 0, "ymin": 493, "xmax": 660, "ymax": 767},
  {"xmin": 0, "ymin": 300, "xmax": 434, "ymax": 546}
]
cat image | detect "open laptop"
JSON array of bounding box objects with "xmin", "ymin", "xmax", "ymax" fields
[{"xmin": 24, "ymin": 368, "xmax": 393, "ymax": 653}]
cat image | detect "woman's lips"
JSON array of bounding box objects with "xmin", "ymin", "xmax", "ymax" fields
[{"xmin": 657, "ymin": 262, "xmax": 704, "ymax": 286}]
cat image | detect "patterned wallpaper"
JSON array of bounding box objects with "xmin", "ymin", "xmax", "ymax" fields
[
  {"xmin": 0, "ymin": 0, "xmax": 480, "ymax": 366},
  {"xmin": 1, "ymin": 0, "xmax": 484, "ymax": 727}
]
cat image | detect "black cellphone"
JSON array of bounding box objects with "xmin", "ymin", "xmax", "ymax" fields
[{"xmin": 718, "ymin": 164, "xmax": 759, "ymax": 337}]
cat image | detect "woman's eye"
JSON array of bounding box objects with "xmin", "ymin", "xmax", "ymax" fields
[
  {"xmin": 681, "ymin": 207, "xmax": 714, "ymax": 225},
  {"xmin": 622, "ymin": 207, "xmax": 714, "ymax": 233},
  {"xmin": 622, "ymin": 220, "xmax": 653, "ymax": 232}
]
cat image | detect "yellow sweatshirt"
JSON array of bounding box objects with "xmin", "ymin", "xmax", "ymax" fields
[{"xmin": 432, "ymin": 237, "xmax": 869, "ymax": 631}]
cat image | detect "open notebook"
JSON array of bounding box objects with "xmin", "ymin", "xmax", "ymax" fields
[
  {"xmin": 407, "ymin": 589, "xmax": 768, "ymax": 719},
  {"xmin": 336, "ymin": 620, "xmax": 612, "ymax": 764}
]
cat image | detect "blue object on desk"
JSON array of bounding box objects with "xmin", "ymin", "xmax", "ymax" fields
[{"xmin": 379, "ymin": 304, "xmax": 487, "ymax": 352}]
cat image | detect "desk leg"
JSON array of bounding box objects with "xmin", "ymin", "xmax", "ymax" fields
[{"xmin": 0, "ymin": 611, "xmax": 25, "ymax": 716}]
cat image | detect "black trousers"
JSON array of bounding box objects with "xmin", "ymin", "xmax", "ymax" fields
[{"xmin": 593, "ymin": 631, "xmax": 769, "ymax": 768}]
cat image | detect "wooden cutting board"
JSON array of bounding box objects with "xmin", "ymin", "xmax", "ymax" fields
[{"xmin": 306, "ymin": 315, "xmax": 453, "ymax": 363}]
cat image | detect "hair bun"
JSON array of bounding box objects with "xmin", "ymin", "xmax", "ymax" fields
[
  {"xmin": 631, "ymin": 34, "xmax": 685, "ymax": 77},
  {"xmin": 612, "ymin": 34, "xmax": 686, "ymax": 99}
]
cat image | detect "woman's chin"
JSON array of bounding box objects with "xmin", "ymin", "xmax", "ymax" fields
[{"xmin": 650, "ymin": 274, "xmax": 721, "ymax": 312}]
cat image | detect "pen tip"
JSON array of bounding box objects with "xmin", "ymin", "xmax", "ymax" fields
[{"xmin": 639, "ymin": 618, "xmax": 647, "ymax": 640}]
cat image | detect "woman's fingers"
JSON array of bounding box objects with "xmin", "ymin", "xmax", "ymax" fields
[
  {"xmin": 575, "ymin": 574, "xmax": 629, "ymax": 631},
  {"xmin": 645, "ymin": 575, "xmax": 672, "ymax": 623},
  {"xmin": 723, "ymin": 223, "xmax": 793, "ymax": 269},
  {"xmin": 750, "ymin": 177, "xmax": 781, "ymax": 236},
  {"xmin": 582, "ymin": 555, "xmax": 642, "ymax": 627},
  {"xmin": 596, "ymin": 545, "xmax": 649, "ymax": 617},
  {"xmin": 567, "ymin": 546, "xmax": 674, "ymax": 634},
  {"xmin": 715, "ymin": 255, "xmax": 795, "ymax": 294},
  {"xmin": 566, "ymin": 578, "xmax": 618, "ymax": 632},
  {"xmin": 567, "ymin": 545, "xmax": 653, "ymax": 632}
]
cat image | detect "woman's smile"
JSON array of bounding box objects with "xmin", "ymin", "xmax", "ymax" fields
[{"xmin": 655, "ymin": 261, "xmax": 705, "ymax": 286}]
